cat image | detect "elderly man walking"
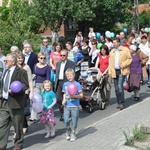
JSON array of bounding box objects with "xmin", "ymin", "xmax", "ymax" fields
[{"xmin": 0, "ymin": 53, "xmax": 29, "ymax": 150}]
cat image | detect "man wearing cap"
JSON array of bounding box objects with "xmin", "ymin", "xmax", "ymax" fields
[{"xmin": 109, "ymin": 38, "xmax": 132, "ymax": 110}]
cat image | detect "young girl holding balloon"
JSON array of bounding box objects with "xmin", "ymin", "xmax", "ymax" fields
[
  {"xmin": 40, "ymin": 80, "xmax": 56, "ymax": 138},
  {"xmin": 62, "ymin": 68, "xmax": 83, "ymax": 142}
]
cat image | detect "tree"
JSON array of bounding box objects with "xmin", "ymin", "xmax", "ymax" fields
[
  {"xmin": 0, "ymin": 0, "xmax": 42, "ymax": 54},
  {"xmin": 81, "ymin": 0, "xmax": 133, "ymax": 36},
  {"xmin": 139, "ymin": 10, "xmax": 150, "ymax": 29},
  {"xmin": 34, "ymin": 0, "xmax": 98, "ymax": 43}
]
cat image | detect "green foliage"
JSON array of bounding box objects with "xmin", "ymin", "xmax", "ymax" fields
[
  {"xmin": 132, "ymin": 124, "xmax": 147, "ymax": 141},
  {"xmin": 122, "ymin": 129, "xmax": 134, "ymax": 146},
  {"xmin": 139, "ymin": 10, "xmax": 150, "ymax": 29},
  {"xmin": 0, "ymin": 0, "xmax": 137, "ymax": 52},
  {"xmin": 122, "ymin": 124, "xmax": 148, "ymax": 147},
  {"xmin": 0, "ymin": 0, "xmax": 42, "ymax": 54},
  {"xmin": 139, "ymin": 0, "xmax": 149, "ymax": 4},
  {"xmin": 82, "ymin": 0, "xmax": 133, "ymax": 35},
  {"xmin": 34, "ymin": 0, "xmax": 97, "ymax": 32}
]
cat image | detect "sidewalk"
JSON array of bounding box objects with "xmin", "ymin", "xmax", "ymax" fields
[{"xmin": 40, "ymin": 97, "xmax": 150, "ymax": 150}]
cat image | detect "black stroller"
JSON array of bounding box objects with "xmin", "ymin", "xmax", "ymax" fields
[{"xmin": 80, "ymin": 69, "xmax": 109, "ymax": 113}]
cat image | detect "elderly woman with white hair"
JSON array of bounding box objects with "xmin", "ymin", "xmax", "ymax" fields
[
  {"xmin": 10, "ymin": 46, "xmax": 19, "ymax": 54},
  {"xmin": 128, "ymin": 45, "xmax": 148, "ymax": 101}
]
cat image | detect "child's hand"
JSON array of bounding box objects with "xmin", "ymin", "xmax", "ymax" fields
[
  {"xmin": 119, "ymin": 63, "xmax": 124, "ymax": 69},
  {"xmin": 48, "ymin": 106, "xmax": 52, "ymax": 110},
  {"xmin": 69, "ymin": 95, "xmax": 75, "ymax": 99},
  {"xmin": 8, "ymin": 89, "xmax": 12, "ymax": 94},
  {"xmin": 52, "ymin": 66, "xmax": 56, "ymax": 70}
]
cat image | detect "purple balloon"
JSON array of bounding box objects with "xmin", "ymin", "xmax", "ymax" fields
[
  {"xmin": 68, "ymin": 83, "xmax": 78, "ymax": 95},
  {"xmin": 32, "ymin": 94, "xmax": 42, "ymax": 103},
  {"xmin": 32, "ymin": 103, "xmax": 43, "ymax": 113},
  {"xmin": 10, "ymin": 81, "xmax": 22, "ymax": 93}
]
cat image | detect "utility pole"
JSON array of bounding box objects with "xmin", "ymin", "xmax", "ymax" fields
[{"xmin": 134, "ymin": 0, "xmax": 139, "ymax": 33}]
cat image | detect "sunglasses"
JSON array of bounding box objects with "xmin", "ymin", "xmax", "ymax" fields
[
  {"xmin": 60, "ymin": 55, "xmax": 66, "ymax": 57},
  {"xmin": 43, "ymin": 41, "xmax": 48, "ymax": 43},
  {"xmin": 4, "ymin": 60, "xmax": 12, "ymax": 63},
  {"xmin": 24, "ymin": 46, "xmax": 31, "ymax": 48},
  {"xmin": 39, "ymin": 57, "xmax": 46, "ymax": 60},
  {"xmin": 92, "ymin": 43, "xmax": 96, "ymax": 45}
]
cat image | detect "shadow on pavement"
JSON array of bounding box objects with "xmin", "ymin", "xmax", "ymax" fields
[{"xmin": 77, "ymin": 126, "xmax": 97, "ymax": 139}]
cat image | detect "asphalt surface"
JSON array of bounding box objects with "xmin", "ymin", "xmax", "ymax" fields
[{"xmin": 7, "ymin": 79, "xmax": 150, "ymax": 150}]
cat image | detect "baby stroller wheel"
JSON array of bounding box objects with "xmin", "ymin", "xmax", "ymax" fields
[
  {"xmin": 99, "ymin": 101, "xmax": 106, "ymax": 110},
  {"xmin": 86, "ymin": 104, "xmax": 93, "ymax": 113}
]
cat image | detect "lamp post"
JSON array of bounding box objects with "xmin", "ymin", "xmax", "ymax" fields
[{"xmin": 134, "ymin": 0, "xmax": 139, "ymax": 33}]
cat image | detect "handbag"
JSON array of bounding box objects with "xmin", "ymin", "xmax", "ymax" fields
[{"xmin": 123, "ymin": 78, "xmax": 129, "ymax": 91}]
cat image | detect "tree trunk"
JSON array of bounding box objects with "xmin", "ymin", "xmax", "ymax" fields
[{"xmin": 52, "ymin": 31, "xmax": 59, "ymax": 44}]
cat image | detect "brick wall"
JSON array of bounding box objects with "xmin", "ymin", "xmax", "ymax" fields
[
  {"xmin": 41, "ymin": 24, "xmax": 65, "ymax": 37},
  {"xmin": 138, "ymin": 4, "xmax": 150, "ymax": 13}
]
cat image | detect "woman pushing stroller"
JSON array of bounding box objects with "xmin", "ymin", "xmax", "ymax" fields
[{"xmin": 90, "ymin": 45, "xmax": 111, "ymax": 108}]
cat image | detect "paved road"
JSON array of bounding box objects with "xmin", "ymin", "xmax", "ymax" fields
[{"xmin": 7, "ymin": 79, "xmax": 150, "ymax": 150}]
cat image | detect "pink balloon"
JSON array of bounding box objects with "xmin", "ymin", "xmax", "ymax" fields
[
  {"xmin": 10, "ymin": 81, "xmax": 22, "ymax": 93},
  {"xmin": 123, "ymin": 82, "xmax": 129, "ymax": 90},
  {"xmin": 32, "ymin": 102, "xmax": 43, "ymax": 113},
  {"xmin": 68, "ymin": 83, "xmax": 78, "ymax": 95}
]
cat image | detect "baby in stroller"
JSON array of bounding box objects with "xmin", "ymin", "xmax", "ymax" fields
[{"xmin": 80, "ymin": 68, "xmax": 111, "ymax": 113}]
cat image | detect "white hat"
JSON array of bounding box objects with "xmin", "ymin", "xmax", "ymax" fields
[{"xmin": 129, "ymin": 45, "xmax": 137, "ymax": 51}]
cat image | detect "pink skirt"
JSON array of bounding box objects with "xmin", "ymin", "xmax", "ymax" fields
[{"xmin": 40, "ymin": 109, "xmax": 55, "ymax": 124}]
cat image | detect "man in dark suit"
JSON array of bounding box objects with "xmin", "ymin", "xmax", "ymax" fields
[
  {"xmin": 55, "ymin": 49, "xmax": 75, "ymax": 121},
  {"xmin": 0, "ymin": 53, "xmax": 29, "ymax": 150},
  {"xmin": 23, "ymin": 42, "xmax": 38, "ymax": 73},
  {"xmin": 22, "ymin": 42, "xmax": 38, "ymax": 123}
]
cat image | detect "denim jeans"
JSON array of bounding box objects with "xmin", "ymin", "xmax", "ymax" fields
[
  {"xmin": 113, "ymin": 70, "xmax": 126, "ymax": 105},
  {"xmin": 147, "ymin": 64, "xmax": 150, "ymax": 85},
  {"xmin": 64, "ymin": 106, "xmax": 79, "ymax": 129}
]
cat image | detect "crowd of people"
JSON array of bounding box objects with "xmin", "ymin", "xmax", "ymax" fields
[{"xmin": 0, "ymin": 27, "xmax": 150, "ymax": 149}]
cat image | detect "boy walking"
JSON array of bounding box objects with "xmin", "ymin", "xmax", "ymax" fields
[{"xmin": 62, "ymin": 68, "xmax": 83, "ymax": 141}]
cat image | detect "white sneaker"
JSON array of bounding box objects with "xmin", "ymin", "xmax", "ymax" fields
[
  {"xmin": 50, "ymin": 129, "xmax": 55, "ymax": 138},
  {"xmin": 70, "ymin": 133, "xmax": 76, "ymax": 142},
  {"xmin": 66, "ymin": 128, "xmax": 71, "ymax": 140},
  {"xmin": 45, "ymin": 132, "xmax": 50, "ymax": 139}
]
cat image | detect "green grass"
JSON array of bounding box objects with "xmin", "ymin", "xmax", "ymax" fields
[
  {"xmin": 132, "ymin": 124, "xmax": 147, "ymax": 142},
  {"xmin": 122, "ymin": 124, "xmax": 148, "ymax": 147},
  {"xmin": 122, "ymin": 129, "xmax": 134, "ymax": 146}
]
